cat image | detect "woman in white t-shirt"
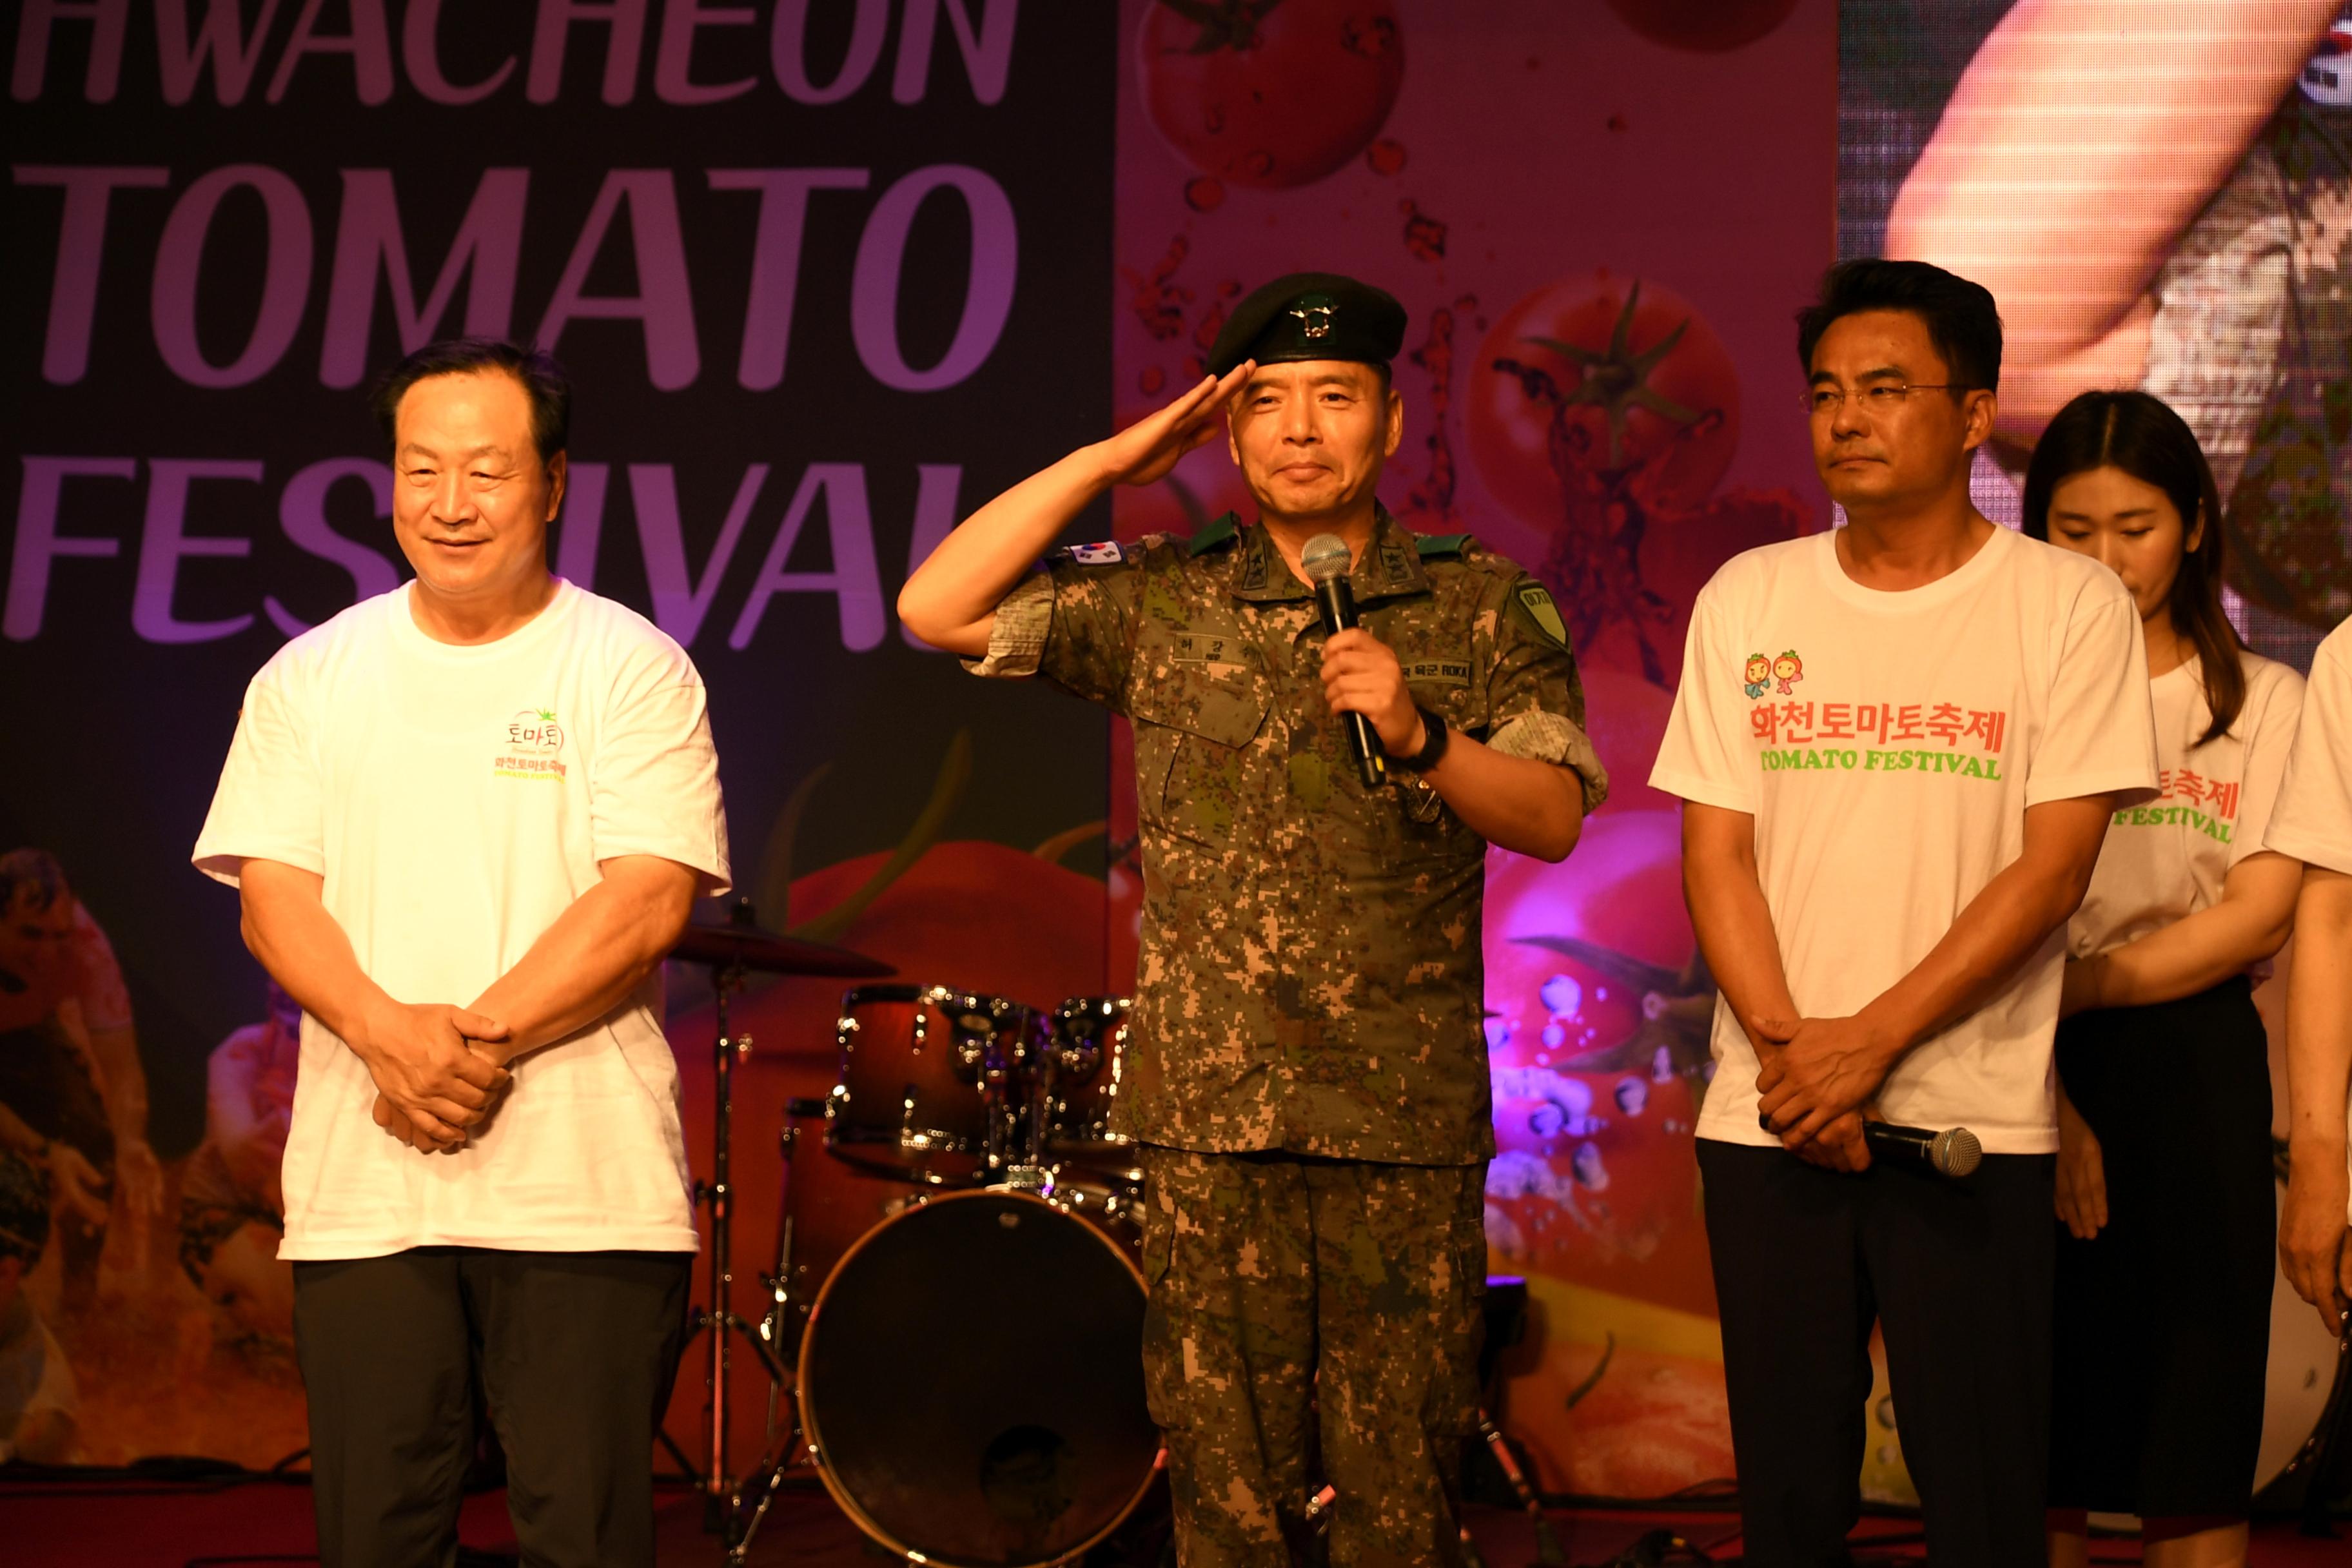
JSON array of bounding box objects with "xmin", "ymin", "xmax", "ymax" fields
[{"xmin": 2026, "ymin": 391, "xmax": 2303, "ymax": 1568}]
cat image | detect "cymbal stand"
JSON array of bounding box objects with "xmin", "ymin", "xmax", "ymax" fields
[
  {"xmin": 727, "ymin": 1105, "xmax": 834, "ymax": 1568},
  {"xmin": 686, "ymin": 942, "xmax": 785, "ymax": 1543}
]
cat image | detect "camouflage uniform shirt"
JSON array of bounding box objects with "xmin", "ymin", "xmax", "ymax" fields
[{"xmin": 968, "ymin": 507, "xmax": 1607, "ymax": 1164}]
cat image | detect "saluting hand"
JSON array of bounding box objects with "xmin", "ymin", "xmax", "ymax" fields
[
  {"xmin": 1094, "ymin": 361, "xmax": 1257, "ymax": 489},
  {"xmin": 1320, "ymin": 627, "xmax": 1425, "ymax": 756}
]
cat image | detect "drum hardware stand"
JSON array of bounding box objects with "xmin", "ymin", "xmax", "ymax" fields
[
  {"xmin": 681, "ymin": 903, "xmax": 787, "ymax": 1543},
  {"xmin": 717, "ymin": 1107, "xmax": 839, "ymax": 1568}
]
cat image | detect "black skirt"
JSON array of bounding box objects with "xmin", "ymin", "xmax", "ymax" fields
[{"xmin": 2048, "ymin": 975, "xmax": 2275, "ymax": 1515}]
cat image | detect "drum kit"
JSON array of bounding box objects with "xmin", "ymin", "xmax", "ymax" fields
[
  {"xmin": 671, "ymin": 906, "xmax": 2352, "ymax": 1563},
  {"xmin": 669, "ymin": 903, "xmax": 1162, "ymax": 1568}
]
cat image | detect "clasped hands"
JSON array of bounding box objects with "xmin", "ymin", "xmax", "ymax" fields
[
  {"xmin": 1752, "ymin": 1012, "xmax": 1900, "ymax": 1173},
  {"xmin": 352, "ymin": 997, "xmax": 512, "ymax": 1153}
]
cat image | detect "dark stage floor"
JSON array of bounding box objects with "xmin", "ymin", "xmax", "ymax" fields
[{"xmin": 4, "ymin": 1472, "xmax": 2347, "ymax": 1568}]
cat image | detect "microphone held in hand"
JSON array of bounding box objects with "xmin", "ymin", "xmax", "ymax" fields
[
  {"xmin": 1303, "ymin": 533, "xmax": 1387, "ymax": 789},
  {"xmin": 1758, "ymin": 1111, "xmax": 1983, "ymax": 1178}
]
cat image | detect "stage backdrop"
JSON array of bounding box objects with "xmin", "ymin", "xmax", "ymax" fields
[
  {"xmin": 53, "ymin": 0, "xmax": 2323, "ymax": 1506},
  {"xmin": 3, "ymin": 0, "xmax": 1116, "ymax": 1467}
]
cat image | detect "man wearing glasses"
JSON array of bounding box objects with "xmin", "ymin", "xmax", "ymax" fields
[{"xmin": 1649, "ymin": 259, "xmax": 2157, "ymax": 1566}]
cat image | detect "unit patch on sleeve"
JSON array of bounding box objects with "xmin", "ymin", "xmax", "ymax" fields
[{"xmin": 1512, "ymin": 579, "xmax": 1569, "ymax": 648}]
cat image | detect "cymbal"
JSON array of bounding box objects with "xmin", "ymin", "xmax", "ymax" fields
[{"xmin": 670, "ymin": 921, "xmax": 895, "ymax": 977}]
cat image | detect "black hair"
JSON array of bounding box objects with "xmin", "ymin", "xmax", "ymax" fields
[
  {"xmin": 369, "ymin": 339, "xmax": 571, "ymax": 466},
  {"xmin": 1795, "ymin": 258, "xmax": 2003, "ymax": 395},
  {"xmin": 2023, "ymin": 389, "xmax": 2243, "ymax": 745},
  {"xmin": 0, "ymin": 848, "xmax": 67, "ymax": 916}
]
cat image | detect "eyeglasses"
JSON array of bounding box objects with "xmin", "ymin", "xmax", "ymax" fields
[{"xmin": 1803, "ymin": 383, "xmax": 1968, "ymax": 416}]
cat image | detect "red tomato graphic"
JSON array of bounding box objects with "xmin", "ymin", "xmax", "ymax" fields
[
  {"xmin": 1139, "ymin": 0, "xmax": 1406, "ymax": 189},
  {"xmin": 1604, "ymin": 0, "xmax": 1798, "ymax": 52},
  {"xmin": 1469, "ymin": 272, "xmax": 1741, "ymax": 528}
]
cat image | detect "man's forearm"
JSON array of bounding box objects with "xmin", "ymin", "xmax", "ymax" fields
[
  {"xmin": 1859, "ymin": 848, "xmax": 2088, "ymax": 1061},
  {"xmin": 1681, "ymin": 807, "xmax": 1799, "ymax": 1048},
  {"xmin": 2288, "ymin": 872, "xmax": 2352, "ymax": 1173},
  {"xmin": 466, "ymin": 858, "xmax": 697, "ymax": 1064},
  {"xmin": 1425, "ymin": 737, "xmax": 1583, "ymax": 861},
  {"xmin": 897, "ymin": 445, "xmax": 1110, "ymax": 654},
  {"xmin": 239, "ymin": 861, "xmax": 396, "ymax": 1054}
]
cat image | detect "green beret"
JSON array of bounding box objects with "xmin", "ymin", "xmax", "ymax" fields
[{"xmin": 1206, "ymin": 271, "xmax": 1407, "ymax": 377}]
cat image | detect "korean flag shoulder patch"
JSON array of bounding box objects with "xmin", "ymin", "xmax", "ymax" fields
[{"xmin": 1065, "ymin": 541, "xmax": 1125, "ymax": 567}]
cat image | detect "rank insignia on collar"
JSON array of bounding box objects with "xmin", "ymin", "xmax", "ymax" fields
[{"xmin": 1066, "ymin": 541, "xmax": 1124, "ymax": 565}]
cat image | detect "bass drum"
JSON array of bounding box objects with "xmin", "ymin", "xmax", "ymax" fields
[{"xmin": 798, "ymin": 1189, "xmax": 1161, "ymax": 1567}]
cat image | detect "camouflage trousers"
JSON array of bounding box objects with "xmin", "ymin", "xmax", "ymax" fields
[{"xmin": 1138, "ymin": 1146, "xmax": 1486, "ymax": 1568}]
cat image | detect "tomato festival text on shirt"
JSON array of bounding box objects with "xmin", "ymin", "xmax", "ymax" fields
[
  {"xmin": 2151, "ymin": 766, "xmax": 2242, "ymax": 820},
  {"xmin": 1762, "ymin": 747, "xmax": 2006, "ymax": 781},
  {"xmin": 2111, "ymin": 766, "xmax": 2242, "ymax": 843},
  {"xmin": 1749, "ymin": 700, "xmax": 2011, "ymax": 753},
  {"xmin": 2114, "ymin": 801, "xmax": 2234, "ymax": 843},
  {"xmin": 493, "ymin": 756, "xmax": 569, "ymax": 782}
]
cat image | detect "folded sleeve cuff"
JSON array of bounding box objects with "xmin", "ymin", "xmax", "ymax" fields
[
  {"xmin": 1490, "ymin": 710, "xmax": 1610, "ymax": 815},
  {"xmin": 959, "ymin": 573, "xmax": 1054, "ymax": 679}
]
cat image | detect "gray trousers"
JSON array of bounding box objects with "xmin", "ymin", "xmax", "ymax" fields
[{"xmin": 292, "ymin": 1247, "xmax": 693, "ymax": 1568}]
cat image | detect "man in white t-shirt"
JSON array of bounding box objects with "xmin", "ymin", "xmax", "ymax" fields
[
  {"xmin": 191, "ymin": 340, "xmax": 729, "ymax": 1567},
  {"xmin": 1651, "ymin": 260, "xmax": 2157, "ymax": 1567},
  {"xmin": 2263, "ymin": 623, "xmax": 2352, "ymax": 1342}
]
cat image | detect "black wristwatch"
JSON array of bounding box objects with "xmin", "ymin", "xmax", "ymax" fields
[{"xmin": 1396, "ymin": 705, "xmax": 1449, "ymax": 772}]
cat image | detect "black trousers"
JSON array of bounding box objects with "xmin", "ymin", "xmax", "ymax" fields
[
  {"xmin": 291, "ymin": 1247, "xmax": 693, "ymax": 1568},
  {"xmin": 2051, "ymin": 979, "xmax": 2274, "ymax": 1514},
  {"xmin": 1698, "ymin": 1140, "xmax": 2055, "ymax": 1568}
]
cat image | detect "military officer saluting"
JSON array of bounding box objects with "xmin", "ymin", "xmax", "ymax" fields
[{"xmin": 899, "ymin": 272, "xmax": 1605, "ymax": 1567}]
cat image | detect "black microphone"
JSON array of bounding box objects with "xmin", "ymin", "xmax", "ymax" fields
[
  {"xmin": 1302, "ymin": 533, "xmax": 1387, "ymax": 789},
  {"xmin": 1758, "ymin": 1112, "xmax": 1983, "ymax": 1178}
]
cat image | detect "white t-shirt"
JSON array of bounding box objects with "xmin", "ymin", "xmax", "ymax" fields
[
  {"xmin": 2262, "ymin": 616, "xmax": 2352, "ymax": 1222},
  {"xmin": 2070, "ymin": 652, "xmax": 2303, "ymax": 964},
  {"xmin": 191, "ymin": 580, "xmax": 730, "ymax": 1259},
  {"xmin": 1650, "ymin": 525, "xmax": 2157, "ymax": 1153}
]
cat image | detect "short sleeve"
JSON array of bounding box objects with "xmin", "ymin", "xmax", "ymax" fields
[
  {"xmin": 589, "ymin": 642, "xmax": 732, "ymax": 897},
  {"xmin": 1485, "ymin": 574, "xmax": 1608, "ymax": 813},
  {"xmin": 961, "ymin": 552, "xmax": 1146, "ymax": 716},
  {"xmin": 1649, "ymin": 591, "xmax": 1758, "ymax": 814},
  {"xmin": 2228, "ymin": 662, "xmax": 2305, "ymax": 869},
  {"xmin": 2024, "ymin": 580, "xmax": 2159, "ymax": 807},
  {"xmin": 191, "ymin": 656, "xmax": 325, "ymax": 887},
  {"xmin": 2266, "ymin": 627, "xmax": 2352, "ymax": 872}
]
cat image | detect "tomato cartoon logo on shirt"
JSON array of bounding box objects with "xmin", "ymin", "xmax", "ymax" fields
[
  {"xmin": 507, "ymin": 709, "xmax": 564, "ymax": 752},
  {"xmin": 1742, "ymin": 653, "xmax": 1772, "ymax": 700},
  {"xmin": 1139, "ymin": 0, "xmax": 1406, "ymax": 189}
]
